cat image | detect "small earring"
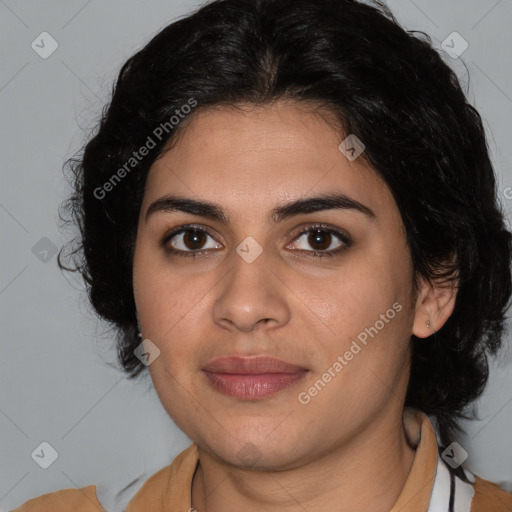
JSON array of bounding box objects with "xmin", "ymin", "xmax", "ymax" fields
[{"xmin": 426, "ymin": 319, "xmax": 436, "ymax": 339}]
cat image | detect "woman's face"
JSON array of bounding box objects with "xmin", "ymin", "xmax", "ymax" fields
[{"xmin": 132, "ymin": 100, "xmax": 423, "ymax": 470}]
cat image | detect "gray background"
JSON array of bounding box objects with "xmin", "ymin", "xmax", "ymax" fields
[{"xmin": 1, "ymin": 0, "xmax": 511, "ymax": 510}]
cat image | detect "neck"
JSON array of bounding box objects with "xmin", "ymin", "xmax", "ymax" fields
[{"xmin": 191, "ymin": 406, "xmax": 416, "ymax": 512}]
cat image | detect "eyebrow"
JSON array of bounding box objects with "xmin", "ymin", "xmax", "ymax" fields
[{"xmin": 144, "ymin": 193, "xmax": 376, "ymax": 224}]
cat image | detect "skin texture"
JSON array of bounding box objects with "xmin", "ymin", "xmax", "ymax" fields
[{"xmin": 132, "ymin": 99, "xmax": 457, "ymax": 512}]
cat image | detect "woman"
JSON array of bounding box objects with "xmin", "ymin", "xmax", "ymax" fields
[{"xmin": 14, "ymin": 0, "xmax": 512, "ymax": 510}]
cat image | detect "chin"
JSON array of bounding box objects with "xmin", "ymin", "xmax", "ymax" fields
[
  {"xmin": 196, "ymin": 424, "xmax": 308, "ymax": 470},
  {"xmin": 217, "ymin": 443, "xmax": 300, "ymax": 470}
]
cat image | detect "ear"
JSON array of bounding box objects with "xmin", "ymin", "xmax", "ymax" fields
[{"xmin": 412, "ymin": 275, "xmax": 458, "ymax": 338}]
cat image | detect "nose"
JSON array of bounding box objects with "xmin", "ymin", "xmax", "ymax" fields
[{"xmin": 211, "ymin": 248, "xmax": 291, "ymax": 333}]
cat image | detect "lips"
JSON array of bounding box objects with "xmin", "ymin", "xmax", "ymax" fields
[
  {"xmin": 201, "ymin": 355, "xmax": 309, "ymax": 400},
  {"xmin": 202, "ymin": 355, "xmax": 307, "ymax": 374}
]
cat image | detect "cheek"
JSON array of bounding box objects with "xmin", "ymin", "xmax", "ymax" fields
[
  {"xmin": 301, "ymin": 248, "xmax": 413, "ymax": 398},
  {"xmin": 300, "ymin": 306, "xmax": 412, "ymax": 427},
  {"xmin": 309, "ymin": 248, "xmax": 410, "ymax": 345},
  {"xmin": 133, "ymin": 237, "xmax": 202, "ymax": 329},
  {"xmin": 133, "ymin": 246, "xmax": 206, "ymax": 381}
]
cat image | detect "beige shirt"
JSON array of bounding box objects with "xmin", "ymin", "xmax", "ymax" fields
[{"xmin": 12, "ymin": 407, "xmax": 512, "ymax": 511}]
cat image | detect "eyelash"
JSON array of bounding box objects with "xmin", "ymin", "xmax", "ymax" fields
[{"xmin": 160, "ymin": 223, "xmax": 352, "ymax": 259}]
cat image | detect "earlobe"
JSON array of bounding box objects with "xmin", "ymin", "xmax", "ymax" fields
[{"xmin": 412, "ymin": 276, "xmax": 457, "ymax": 339}]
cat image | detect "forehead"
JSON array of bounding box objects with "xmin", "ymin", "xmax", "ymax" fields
[{"xmin": 141, "ymin": 100, "xmax": 395, "ymax": 222}]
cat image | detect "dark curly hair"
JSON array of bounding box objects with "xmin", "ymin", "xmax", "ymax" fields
[{"xmin": 58, "ymin": 0, "xmax": 512, "ymax": 479}]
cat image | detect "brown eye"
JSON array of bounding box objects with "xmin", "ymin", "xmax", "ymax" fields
[
  {"xmin": 288, "ymin": 225, "xmax": 351, "ymax": 258},
  {"xmin": 182, "ymin": 229, "xmax": 208, "ymax": 250},
  {"xmin": 162, "ymin": 226, "xmax": 222, "ymax": 257},
  {"xmin": 307, "ymin": 229, "xmax": 333, "ymax": 251}
]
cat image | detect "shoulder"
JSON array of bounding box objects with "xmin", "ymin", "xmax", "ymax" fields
[
  {"xmin": 11, "ymin": 485, "xmax": 105, "ymax": 512},
  {"xmin": 10, "ymin": 444, "xmax": 199, "ymax": 512},
  {"xmin": 470, "ymin": 475, "xmax": 512, "ymax": 512},
  {"xmin": 125, "ymin": 443, "xmax": 199, "ymax": 510}
]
